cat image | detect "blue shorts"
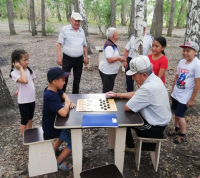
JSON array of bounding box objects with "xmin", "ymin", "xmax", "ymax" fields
[
  {"xmin": 171, "ymin": 98, "xmax": 187, "ymax": 118},
  {"xmin": 59, "ymin": 129, "xmax": 72, "ymax": 150}
]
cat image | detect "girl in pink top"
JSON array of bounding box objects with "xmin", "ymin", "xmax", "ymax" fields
[
  {"xmin": 10, "ymin": 49, "xmax": 36, "ymax": 137},
  {"xmin": 148, "ymin": 37, "xmax": 168, "ymax": 84}
]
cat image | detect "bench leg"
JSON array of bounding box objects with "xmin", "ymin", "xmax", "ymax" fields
[
  {"xmin": 28, "ymin": 142, "xmax": 57, "ymax": 177},
  {"xmin": 135, "ymin": 138, "xmax": 142, "ymax": 171},
  {"xmin": 71, "ymin": 129, "xmax": 82, "ymax": 178},
  {"xmin": 150, "ymin": 141, "xmax": 161, "ymax": 172},
  {"xmin": 99, "ymin": 52, "xmax": 103, "ymax": 65},
  {"xmin": 114, "ymin": 128, "xmax": 126, "ymax": 173},
  {"xmin": 108, "ymin": 128, "xmax": 116, "ymax": 150}
]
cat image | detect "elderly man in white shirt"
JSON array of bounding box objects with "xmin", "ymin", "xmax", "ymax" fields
[
  {"xmin": 123, "ymin": 21, "xmax": 154, "ymax": 92},
  {"xmin": 106, "ymin": 55, "xmax": 171, "ymax": 151},
  {"xmin": 57, "ymin": 12, "xmax": 88, "ymax": 94},
  {"xmin": 99, "ymin": 27, "xmax": 125, "ymax": 93}
]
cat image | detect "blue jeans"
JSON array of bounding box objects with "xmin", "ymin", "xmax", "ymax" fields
[
  {"xmin": 125, "ymin": 57, "xmax": 134, "ymax": 92},
  {"xmin": 59, "ymin": 129, "xmax": 72, "ymax": 150}
]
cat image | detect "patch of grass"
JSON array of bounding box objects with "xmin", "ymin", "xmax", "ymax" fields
[{"xmin": 46, "ymin": 23, "xmax": 56, "ymax": 34}]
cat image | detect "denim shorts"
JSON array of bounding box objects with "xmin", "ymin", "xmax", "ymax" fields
[
  {"xmin": 59, "ymin": 129, "xmax": 72, "ymax": 150},
  {"xmin": 171, "ymin": 97, "xmax": 187, "ymax": 118}
]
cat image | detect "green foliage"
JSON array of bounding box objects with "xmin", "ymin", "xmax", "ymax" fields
[{"xmin": 46, "ymin": 23, "xmax": 56, "ymax": 34}]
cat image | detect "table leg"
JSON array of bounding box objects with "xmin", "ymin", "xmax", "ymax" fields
[
  {"xmin": 71, "ymin": 129, "xmax": 82, "ymax": 178},
  {"xmin": 114, "ymin": 128, "xmax": 126, "ymax": 173},
  {"xmin": 108, "ymin": 128, "xmax": 116, "ymax": 150},
  {"xmin": 28, "ymin": 142, "xmax": 57, "ymax": 177}
]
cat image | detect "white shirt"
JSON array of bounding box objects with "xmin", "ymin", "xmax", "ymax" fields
[
  {"xmin": 125, "ymin": 33, "xmax": 153, "ymax": 58},
  {"xmin": 58, "ymin": 24, "xmax": 87, "ymax": 58},
  {"xmin": 99, "ymin": 46, "xmax": 121, "ymax": 74},
  {"xmin": 171, "ymin": 57, "xmax": 200, "ymax": 104},
  {"xmin": 126, "ymin": 73, "xmax": 171, "ymax": 126},
  {"xmin": 11, "ymin": 69, "xmax": 36, "ymax": 104}
]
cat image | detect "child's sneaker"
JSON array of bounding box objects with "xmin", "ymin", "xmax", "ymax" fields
[
  {"xmin": 167, "ymin": 130, "xmax": 179, "ymax": 136},
  {"xmin": 58, "ymin": 161, "xmax": 73, "ymax": 171},
  {"xmin": 173, "ymin": 135, "xmax": 187, "ymax": 144}
]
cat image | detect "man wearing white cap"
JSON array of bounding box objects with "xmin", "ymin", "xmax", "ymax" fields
[
  {"xmin": 106, "ymin": 55, "xmax": 171, "ymax": 151},
  {"xmin": 57, "ymin": 12, "xmax": 88, "ymax": 94},
  {"xmin": 124, "ymin": 21, "xmax": 154, "ymax": 92}
]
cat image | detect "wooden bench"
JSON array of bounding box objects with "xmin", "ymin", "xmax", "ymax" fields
[
  {"xmin": 134, "ymin": 133, "xmax": 167, "ymax": 172},
  {"xmin": 23, "ymin": 127, "xmax": 57, "ymax": 177},
  {"xmin": 80, "ymin": 164, "xmax": 124, "ymax": 178}
]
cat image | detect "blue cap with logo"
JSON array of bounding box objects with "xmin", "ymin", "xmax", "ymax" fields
[{"xmin": 47, "ymin": 67, "xmax": 70, "ymax": 82}]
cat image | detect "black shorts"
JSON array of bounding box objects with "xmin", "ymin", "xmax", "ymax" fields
[
  {"xmin": 18, "ymin": 102, "xmax": 35, "ymax": 125},
  {"xmin": 171, "ymin": 97, "xmax": 187, "ymax": 118}
]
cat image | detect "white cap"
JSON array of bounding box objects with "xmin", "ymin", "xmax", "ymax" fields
[
  {"xmin": 126, "ymin": 55, "xmax": 151, "ymax": 76},
  {"xmin": 143, "ymin": 21, "xmax": 147, "ymax": 28},
  {"xmin": 179, "ymin": 41, "xmax": 199, "ymax": 51},
  {"xmin": 71, "ymin": 12, "xmax": 83, "ymax": 21}
]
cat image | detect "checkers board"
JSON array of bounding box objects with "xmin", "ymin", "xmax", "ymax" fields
[{"xmin": 76, "ymin": 99, "xmax": 117, "ymax": 112}]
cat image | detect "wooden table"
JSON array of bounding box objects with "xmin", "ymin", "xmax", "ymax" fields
[{"xmin": 55, "ymin": 94, "xmax": 143, "ymax": 178}]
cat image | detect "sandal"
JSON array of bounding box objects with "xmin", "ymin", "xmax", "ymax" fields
[
  {"xmin": 173, "ymin": 136, "xmax": 187, "ymax": 144},
  {"xmin": 167, "ymin": 130, "xmax": 179, "ymax": 136},
  {"xmin": 58, "ymin": 161, "xmax": 73, "ymax": 171}
]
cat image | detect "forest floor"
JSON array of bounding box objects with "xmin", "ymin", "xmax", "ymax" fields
[{"xmin": 0, "ymin": 22, "xmax": 200, "ymax": 178}]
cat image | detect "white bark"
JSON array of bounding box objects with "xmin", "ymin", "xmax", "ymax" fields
[
  {"xmin": 134, "ymin": 0, "xmax": 145, "ymax": 56},
  {"xmin": 78, "ymin": 0, "xmax": 92, "ymax": 54},
  {"xmin": 184, "ymin": 0, "xmax": 200, "ymax": 57}
]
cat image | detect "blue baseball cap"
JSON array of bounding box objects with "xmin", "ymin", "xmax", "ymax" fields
[{"xmin": 47, "ymin": 67, "xmax": 70, "ymax": 82}]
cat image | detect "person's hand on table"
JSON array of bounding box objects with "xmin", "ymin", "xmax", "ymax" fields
[
  {"xmin": 69, "ymin": 102, "xmax": 76, "ymax": 109},
  {"xmin": 106, "ymin": 91, "xmax": 117, "ymax": 98}
]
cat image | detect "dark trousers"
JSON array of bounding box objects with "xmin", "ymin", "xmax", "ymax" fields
[
  {"xmin": 125, "ymin": 57, "xmax": 134, "ymax": 92},
  {"xmin": 62, "ymin": 53, "xmax": 83, "ymax": 94},
  {"xmin": 99, "ymin": 70, "xmax": 117, "ymax": 93},
  {"xmin": 126, "ymin": 119, "xmax": 167, "ymax": 148}
]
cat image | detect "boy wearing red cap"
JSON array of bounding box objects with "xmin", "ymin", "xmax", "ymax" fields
[{"xmin": 168, "ymin": 41, "xmax": 200, "ymax": 144}]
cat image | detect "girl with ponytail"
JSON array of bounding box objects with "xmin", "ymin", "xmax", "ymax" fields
[
  {"xmin": 148, "ymin": 37, "xmax": 168, "ymax": 84},
  {"xmin": 10, "ymin": 49, "xmax": 36, "ymax": 138}
]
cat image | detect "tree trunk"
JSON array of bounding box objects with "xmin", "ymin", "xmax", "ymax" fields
[
  {"xmin": 78, "ymin": 0, "xmax": 93, "ymax": 54},
  {"xmin": 25, "ymin": 0, "xmax": 30, "ymax": 31},
  {"xmin": 110, "ymin": 0, "xmax": 116, "ymax": 27},
  {"xmin": 144, "ymin": 0, "xmax": 147, "ymax": 22},
  {"xmin": 30, "ymin": 0, "xmax": 37, "ymax": 36},
  {"xmin": 128, "ymin": 0, "xmax": 135, "ymax": 37},
  {"xmin": 184, "ymin": 0, "xmax": 200, "ymax": 57},
  {"xmin": 165, "ymin": 0, "xmax": 170, "ymax": 28},
  {"xmin": 167, "ymin": 0, "xmax": 176, "ymax": 36},
  {"xmin": 6, "ymin": 0, "xmax": 16, "ymax": 35},
  {"xmin": 134, "ymin": 0, "xmax": 145, "ymax": 56},
  {"xmin": 74, "ymin": 0, "xmax": 80, "ymax": 12},
  {"xmin": 176, "ymin": 0, "xmax": 187, "ymax": 28},
  {"xmin": 150, "ymin": 0, "xmax": 164, "ymax": 38},
  {"xmin": 41, "ymin": 0, "xmax": 46, "ymax": 36},
  {"xmin": 121, "ymin": 4, "xmax": 126, "ymax": 26},
  {"xmin": 0, "ymin": 68, "xmax": 14, "ymax": 109},
  {"xmin": 66, "ymin": 3, "xmax": 72, "ymax": 21},
  {"xmin": 56, "ymin": 3, "xmax": 62, "ymax": 22}
]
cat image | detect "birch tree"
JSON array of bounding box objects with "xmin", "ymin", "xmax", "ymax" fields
[
  {"xmin": 184, "ymin": 0, "xmax": 200, "ymax": 57},
  {"xmin": 167, "ymin": 0, "xmax": 176, "ymax": 36},
  {"xmin": 176, "ymin": 0, "xmax": 187, "ymax": 28},
  {"xmin": 150, "ymin": 0, "xmax": 164, "ymax": 37},
  {"xmin": 110, "ymin": 0, "xmax": 116, "ymax": 27},
  {"xmin": 78, "ymin": 0, "xmax": 92, "ymax": 54},
  {"xmin": 6, "ymin": 0, "xmax": 16, "ymax": 35},
  {"xmin": 144, "ymin": 0, "xmax": 147, "ymax": 22},
  {"xmin": 134, "ymin": 0, "xmax": 145, "ymax": 56}
]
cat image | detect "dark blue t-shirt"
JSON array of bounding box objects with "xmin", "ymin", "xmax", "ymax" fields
[{"xmin": 42, "ymin": 88, "xmax": 63, "ymax": 138}]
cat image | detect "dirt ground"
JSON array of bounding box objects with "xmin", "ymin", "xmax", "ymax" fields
[{"xmin": 0, "ymin": 22, "xmax": 200, "ymax": 178}]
